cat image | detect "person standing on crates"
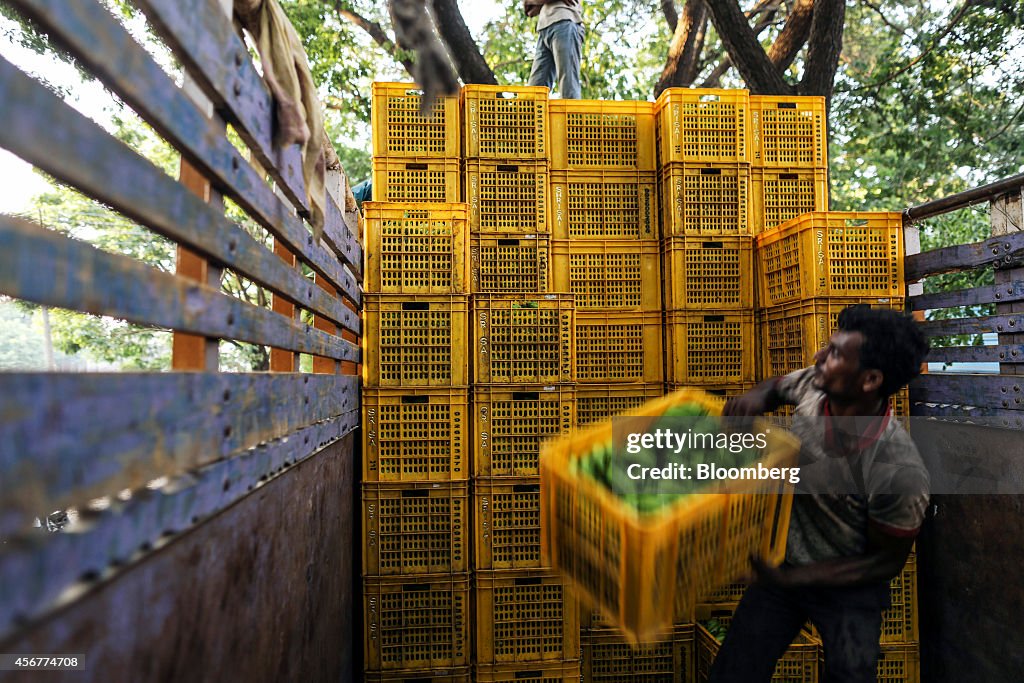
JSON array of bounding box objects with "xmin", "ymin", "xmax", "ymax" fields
[
  {"xmin": 712, "ymin": 305, "xmax": 930, "ymax": 683},
  {"xmin": 523, "ymin": 0, "xmax": 583, "ymax": 99}
]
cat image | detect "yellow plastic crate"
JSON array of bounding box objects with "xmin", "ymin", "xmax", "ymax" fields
[
  {"xmin": 576, "ymin": 383, "xmax": 665, "ymax": 427},
  {"xmin": 474, "ymin": 570, "xmax": 581, "ymax": 665},
  {"xmin": 363, "ymin": 574, "xmax": 470, "ymax": 671},
  {"xmin": 550, "ymin": 170, "xmax": 657, "ymax": 239},
  {"xmin": 475, "ymin": 662, "xmax": 580, "ymax": 683},
  {"xmin": 474, "ymin": 478, "xmax": 544, "ymax": 570},
  {"xmin": 575, "ymin": 311, "xmax": 664, "ymax": 384},
  {"xmin": 462, "ymin": 84, "xmax": 549, "ymax": 160},
  {"xmin": 665, "ymin": 311, "xmax": 756, "ymax": 385},
  {"xmin": 472, "ymin": 294, "xmax": 575, "ymax": 384},
  {"xmin": 364, "ymin": 202, "xmax": 470, "ymax": 294},
  {"xmin": 372, "ymin": 157, "xmax": 461, "ymax": 203},
  {"xmin": 659, "ymin": 163, "xmax": 751, "ymax": 236},
  {"xmin": 365, "ymin": 668, "xmax": 471, "ymax": 683},
  {"xmin": 662, "ymin": 236, "xmax": 754, "ymax": 311},
  {"xmin": 539, "ymin": 388, "xmax": 799, "ymax": 643},
  {"xmin": 552, "ymin": 239, "xmax": 661, "ymax": 311},
  {"xmin": 363, "ymin": 482, "xmax": 469, "ymax": 576},
  {"xmin": 582, "ymin": 625, "xmax": 694, "ymax": 683},
  {"xmin": 465, "ymin": 160, "xmax": 549, "ymax": 234},
  {"xmin": 759, "ymin": 298, "xmax": 906, "ymax": 379},
  {"xmin": 751, "ymin": 167, "xmax": 828, "ymax": 234},
  {"xmin": 471, "ymin": 235, "xmax": 550, "ymax": 293},
  {"xmin": 756, "ymin": 212, "xmax": 905, "ymax": 306},
  {"xmin": 363, "ymin": 294, "xmax": 469, "ymax": 388},
  {"xmin": 655, "ymin": 88, "xmax": 749, "ymax": 164},
  {"xmin": 695, "ymin": 607, "xmax": 820, "ymax": 683},
  {"xmin": 549, "ymin": 99, "xmax": 656, "ymax": 171},
  {"xmin": 473, "ymin": 385, "xmax": 575, "ymax": 478},
  {"xmin": 876, "ymin": 643, "xmax": 920, "ymax": 683},
  {"xmin": 750, "ymin": 95, "xmax": 827, "ymax": 169},
  {"xmin": 362, "ymin": 388, "xmax": 469, "ymax": 482},
  {"xmin": 883, "ymin": 553, "xmax": 919, "ymax": 643},
  {"xmin": 371, "ymin": 82, "xmax": 460, "ymax": 158}
]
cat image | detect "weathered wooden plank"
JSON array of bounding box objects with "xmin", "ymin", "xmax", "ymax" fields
[
  {"xmin": 905, "ymin": 231, "xmax": 1024, "ymax": 281},
  {"xmin": 0, "ymin": 370, "xmax": 358, "ymax": 536},
  {"xmin": 918, "ymin": 314, "xmax": 1024, "ymax": 339},
  {"xmin": 910, "ymin": 280, "xmax": 1024, "ymax": 311},
  {"xmin": 0, "ymin": 57, "xmax": 357, "ymax": 331},
  {"xmin": 927, "ymin": 345, "xmax": 1024, "ymax": 364},
  {"xmin": 131, "ymin": 0, "xmax": 307, "ymax": 214},
  {"xmin": 909, "ymin": 373, "xmax": 1024, "ymax": 411},
  {"xmin": 322, "ymin": 186, "xmax": 364, "ymax": 278},
  {"xmin": 0, "ymin": 414, "xmax": 357, "ymax": 643},
  {"xmin": 908, "ymin": 401, "xmax": 1024, "ymax": 429},
  {"xmin": 0, "ymin": 216, "xmax": 355, "ymax": 366},
  {"xmin": 5, "ymin": 0, "xmax": 362, "ymax": 309}
]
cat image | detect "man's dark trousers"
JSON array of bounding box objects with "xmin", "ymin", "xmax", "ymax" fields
[{"xmin": 707, "ymin": 580, "xmax": 889, "ymax": 683}]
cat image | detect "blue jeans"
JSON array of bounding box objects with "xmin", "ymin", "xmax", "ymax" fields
[
  {"xmin": 707, "ymin": 581, "xmax": 889, "ymax": 683},
  {"xmin": 527, "ymin": 20, "xmax": 583, "ymax": 99}
]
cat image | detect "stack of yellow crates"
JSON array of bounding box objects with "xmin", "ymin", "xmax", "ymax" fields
[
  {"xmin": 749, "ymin": 96, "xmax": 829, "ymax": 234},
  {"xmin": 462, "ymin": 85, "xmax": 581, "ymax": 682},
  {"xmin": 655, "ymin": 88, "xmax": 756, "ymax": 400},
  {"xmin": 363, "ymin": 83, "xmax": 471, "ymax": 682}
]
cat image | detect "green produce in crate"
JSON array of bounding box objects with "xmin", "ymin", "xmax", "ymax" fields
[
  {"xmin": 704, "ymin": 618, "xmax": 728, "ymax": 643},
  {"xmin": 570, "ymin": 401, "xmax": 763, "ymax": 516}
]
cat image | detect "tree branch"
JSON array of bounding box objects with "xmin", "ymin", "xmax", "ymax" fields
[
  {"xmin": 662, "ymin": 0, "xmax": 679, "ymax": 32},
  {"xmin": 766, "ymin": 0, "xmax": 814, "ymax": 71},
  {"xmin": 703, "ymin": 0, "xmax": 791, "ymax": 94},
  {"xmin": 429, "ymin": 0, "xmax": 497, "ymax": 85},
  {"xmin": 698, "ymin": 6, "xmax": 781, "ymax": 88},
  {"xmin": 655, "ymin": 0, "xmax": 709, "ymax": 96},
  {"xmin": 335, "ymin": 3, "xmax": 415, "ymax": 76}
]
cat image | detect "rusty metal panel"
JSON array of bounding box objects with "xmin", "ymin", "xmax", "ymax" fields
[{"xmin": 0, "ymin": 434, "xmax": 357, "ymax": 683}]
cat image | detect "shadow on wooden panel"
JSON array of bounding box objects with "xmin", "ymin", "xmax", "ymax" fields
[{"xmin": 0, "ymin": 435, "xmax": 356, "ymax": 683}]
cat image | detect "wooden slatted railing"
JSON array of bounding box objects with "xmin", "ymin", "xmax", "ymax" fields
[
  {"xmin": 0, "ymin": 0, "xmax": 363, "ymax": 648},
  {"xmin": 903, "ymin": 178, "xmax": 1024, "ymax": 428}
]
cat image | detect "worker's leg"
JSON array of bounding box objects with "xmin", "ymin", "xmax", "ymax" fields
[
  {"xmin": 708, "ymin": 583, "xmax": 807, "ymax": 683},
  {"xmin": 803, "ymin": 584, "xmax": 888, "ymax": 683},
  {"xmin": 549, "ymin": 20, "xmax": 583, "ymax": 99},
  {"xmin": 527, "ymin": 26, "xmax": 556, "ymax": 90}
]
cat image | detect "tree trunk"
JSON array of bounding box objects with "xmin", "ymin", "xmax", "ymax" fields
[
  {"xmin": 429, "ymin": 0, "xmax": 497, "ymax": 85},
  {"xmin": 655, "ymin": 0, "xmax": 709, "ymax": 96},
  {"xmin": 703, "ymin": 0, "xmax": 791, "ymax": 94},
  {"xmin": 798, "ymin": 0, "xmax": 845, "ymax": 104}
]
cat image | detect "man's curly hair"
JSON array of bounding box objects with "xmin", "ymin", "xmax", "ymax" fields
[{"xmin": 836, "ymin": 304, "xmax": 930, "ymax": 398}]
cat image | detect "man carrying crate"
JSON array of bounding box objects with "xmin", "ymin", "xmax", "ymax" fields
[{"xmin": 712, "ymin": 305, "xmax": 930, "ymax": 683}]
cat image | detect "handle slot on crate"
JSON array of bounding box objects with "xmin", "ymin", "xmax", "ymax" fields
[
  {"xmin": 497, "ymin": 238, "xmax": 521, "ymax": 246},
  {"xmin": 496, "ymin": 164, "xmax": 520, "ymax": 172},
  {"xmin": 704, "ymin": 315, "xmax": 725, "ymax": 322},
  {"xmin": 701, "ymin": 168, "xmax": 723, "ymax": 175},
  {"xmin": 402, "ymin": 302, "xmax": 429, "ymax": 310},
  {"xmin": 702, "ymin": 241, "xmax": 724, "ymax": 249},
  {"xmin": 406, "ymin": 163, "xmax": 428, "ymax": 170},
  {"xmin": 515, "ymin": 577, "xmax": 543, "ymax": 586},
  {"xmin": 401, "ymin": 395, "xmax": 430, "ymax": 404},
  {"xmin": 512, "ymin": 392, "xmax": 540, "ymax": 401},
  {"xmin": 401, "ymin": 489, "xmax": 431, "ymax": 498},
  {"xmin": 777, "ymin": 102, "xmax": 797, "ymax": 109},
  {"xmin": 513, "ymin": 484, "xmax": 541, "ymax": 494}
]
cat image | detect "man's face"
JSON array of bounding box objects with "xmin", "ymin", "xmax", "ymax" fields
[{"xmin": 812, "ymin": 330, "xmax": 872, "ymax": 400}]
